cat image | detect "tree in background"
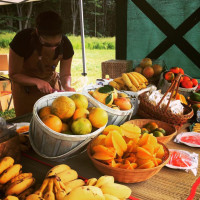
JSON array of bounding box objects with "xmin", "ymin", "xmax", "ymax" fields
[{"xmin": 0, "ymin": 0, "xmax": 116, "ymax": 37}]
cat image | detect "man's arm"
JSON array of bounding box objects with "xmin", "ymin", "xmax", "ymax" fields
[{"xmin": 59, "ymin": 57, "xmax": 75, "ymax": 91}]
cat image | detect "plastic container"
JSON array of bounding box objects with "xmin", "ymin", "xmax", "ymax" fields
[
  {"xmin": 83, "ymin": 85, "xmax": 138, "ymax": 126},
  {"xmin": 29, "ymin": 92, "xmax": 106, "ymax": 162}
]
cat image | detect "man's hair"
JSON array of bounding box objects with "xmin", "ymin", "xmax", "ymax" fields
[{"xmin": 36, "ymin": 10, "xmax": 63, "ymax": 36}]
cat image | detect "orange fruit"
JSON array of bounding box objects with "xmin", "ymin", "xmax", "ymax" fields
[
  {"xmin": 61, "ymin": 123, "xmax": 69, "ymax": 133},
  {"xmin": 92, "ymin": 88, "xmax": 114, "ymax": 105},
  {"xmin": 142, "ymin": 66, "xmax": 154, "ymax": 78},
  {"xmin": 88, "ymin": 108, "xmax": 108, "ymax": 128},
  {"xmin": 71, "ymin": 118, "xmax": 92, "ymax": 135},
  {"xmin": 42, "ymin": 114, "xmax": 62, "ymax": 132},
  {"xmin": 73, "ymin": 108, "xmax": 89, "ymax": 120},
  {"xmin": 51, "ymin": 96, "xmax": 76, "ymax": 120},
  {"xmin": 38, "ymin": 106, "xmax": 51, "ymax": 119},
  {"xmin": 140, "ymin": 58, "xmax": 152, "ymax": 68},
  {"xmin": 70, "ymin": 94, "xmax": 88, "ymax": 109}
]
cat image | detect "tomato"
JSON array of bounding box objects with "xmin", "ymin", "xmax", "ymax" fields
[
  {"xmin": 191, "ymin": 78, "xmax": 198, "ymax": 87},
  {"xmin": 170, "ymin": 67, "xmax": 180, "ymax": 74},
  {"xmin": 179, "ymin": 68, "xmax": 184, "ymax": 75},
  {"xmin": 164, "ymin": 71, "xmax": 175, "ymax": 82},
  {"xmin": 181, "ymin": 80, "xmax": 193, "ymax": 88}
]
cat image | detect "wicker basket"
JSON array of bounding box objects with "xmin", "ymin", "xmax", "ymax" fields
[
  {"xmin": 138, "ymin": 92, "xmax": 194, "ymax": 127},
  {"xmin": 158, "ymin": 72, "xmax": 198, "ymax": 98},
  {"xmin": 29, "ymin": 92, "xmax": 106, "ymax": 162},
  {"xmin": 124, "ymin": 119, "xmax": 177, "ymax": 144},
  {"xmin": 101, "ymin": 60, "xmax": 133, "ymax": 79},
  {"xmin": 87, "ymin": 142, "xmax": 170, "ymax": 183}
]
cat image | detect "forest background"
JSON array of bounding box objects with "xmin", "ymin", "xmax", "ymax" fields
[{"xmin": 0, "ymin": 0, "xmax": 116, "ymax": 119}]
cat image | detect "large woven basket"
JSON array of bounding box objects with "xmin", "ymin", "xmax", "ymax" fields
[
  {"xmin": 87, "ymin": 142, "xmax": 170, "ymax": 183},
  {"xmin": 138, "ymin": 92, "xmax": 194, "ymax": 127},
  {"xmin": 101, "ymin": 60, "xmax": 133, "ymax": 79},
  {"xmin": 124, "ymin": 119, "xmax": 177, "ymax": 144},
  {"xmin": 29, "ymin": 92, "xmax": 106, "ymax": 162}
]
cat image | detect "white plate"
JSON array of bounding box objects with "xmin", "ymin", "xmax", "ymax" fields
[{"xmin": 14, "ymin": 122, "xmax": 30, "ymax": 134}]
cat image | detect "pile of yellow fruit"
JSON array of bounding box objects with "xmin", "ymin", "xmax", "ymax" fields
[
  {"xmin": 25, "ymin": 164, "xmax": 132, "ymax": 200},
  {"xmin": 0, "ymin": 157, "xmax": 35, "ymax": 200},
  {"xmin": 90, "ymin": 123, "xmax": 165, "ymax": 169},
  {"xmin": 109, "ymin": 72, "xmax": 148, "ymax": 92},
  {"xmin": 38, "ymin": 94, "xmax": 108, "ymax": 135},
  {"xmin": 89, "ymin": 85, "xmax": 132, "ymax": 110}
]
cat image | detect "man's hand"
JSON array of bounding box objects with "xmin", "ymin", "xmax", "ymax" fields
[
  {"xmin": 36, "ymin": 79, "xmax": 53, "ymax": 94},
  {"xmin": 65, "ymin": 86, "xmax": 76, "ymax": 92}
]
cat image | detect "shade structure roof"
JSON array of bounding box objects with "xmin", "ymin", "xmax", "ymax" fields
[{"xmin": 0, "ymin": 0, "xmax": 40, "ymax": 5}]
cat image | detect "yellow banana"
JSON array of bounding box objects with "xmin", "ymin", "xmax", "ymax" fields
[
  {"xmin": 113, "ymin": 77, "xmax": 125, "ymax": 86},
  {"xmin": 26, "ymin": 194, "xmax": 45, "ymax": 200},
  {"xmin": 86, "ymin": 178, "xmax": 97, "ymax": 186},
  {"xmin": 109, "ymin": 81, "xmax": 121, "ymax": 90},
  {"xmin": 4, "ymin": 196, "xmax": 19, "ymax": 200},
  {"xmin": 130, "ymin": 72, "xmax": 146, "ymax": 89},
  {"xmin": 11, "ymin": 173, "xmax": 32, "ymax": 183},
  {"xmin": 122, "ymin": 73, "xmax": 137, "ymax": 92},
  {"xmin": 95, "ymin": 176, "xmax": 114, "ymax": 188},
  {"xmin": 56, "ymin": 169, "xmax": 78, "ymax": 184},
  {"xmin": 46, "ymin": 164, "xmax": 71, "ymax": 177},
  {"xmin": 127, "ymin": 73, "xmax": 140, "ymax": 89},
  {"xmin": 0, "ymin": 164, "xmax": 22, "ymax": 184},
  {"xmin": 131, "ymin": 72, "xmax": 148, "ymax": 85},
  {"xmin": 17, "ymin": 187, "xmax": 34, "ymax": 200},
  {"xmin": 0, "ymin": 157, "xmax": 14, "ymax": 175},
  {"xmin": 101, "ymin": 183, "xmax": 131, "ymax": 199},
  {"xmin": 43, "ymin": 178, "xmax": 55, "ymax": 200},
  {"xmin": 54, "ymin": 177, "xmax": 68, "ymax": 200},
  {"xmin": 104, "ymin": 194, "xmax": 120, "ymax": 200},
  {"xmin": 5, "ymin": 177, "xmax": 35, "ymax": 196},
  {"xmin": 34, "ymin": 178, "xmax": 50, "ymax": 197},
  {"xmin": 65, "ymin": 179, "xmax": 85, "ymax": 189},
  {"xmin": 63, "ymin": 186, "xmax": 105, "ymax": 200}
]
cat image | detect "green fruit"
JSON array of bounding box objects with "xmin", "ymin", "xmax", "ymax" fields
[
  {"xmin": 153, "ymin": 131, "xmax": 164, "ymax": 137},
  {"xmin": 71, "ymin": 118, "xmax": 92, "ymax": 135},
  {"xmin": 63, "ymin": 130, "xmax": 73, "ymax": 135},
  {"xmin": 141, "ymin": 128, "xmax": 149, "ymax": 134},
  {"xmin": 154, "ymin": 128, "xmax": 166, "ymax": 135},
  {"xmin": 190, "ymin": 92, "xmax": 200, "ymax": 102},
  {"xmin": 192, "ymin": 104, "xmax": 200, "ymax": 114}
]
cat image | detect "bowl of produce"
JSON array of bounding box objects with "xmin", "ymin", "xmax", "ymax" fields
[
  {"xmin": 124, "ymin": 119, "xmax": 177, "ymax": 144},
  {"xmin": 29, "ymin": 92, "xmax": 108, "ymax": 161},
  {"xmin": 87, "ymin": 122, "xmax": 170, "ymax": 183}
]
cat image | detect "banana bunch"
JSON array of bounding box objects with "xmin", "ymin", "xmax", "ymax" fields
[
  {"xmin": 26, "ymin": 164, "xmax": 131, "ymax": 200},
  {"xmin": 0, "ymin": 157, "xmax": 35, "ymax": 200},
  {"xmin": 109, "ymin": 72, "xmax": 148, "ymax": 92}
]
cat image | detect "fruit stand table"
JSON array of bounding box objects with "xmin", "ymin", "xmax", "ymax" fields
[{"xmin": 7, "ymin": 114, "xmax": 200, "ymax": 200}]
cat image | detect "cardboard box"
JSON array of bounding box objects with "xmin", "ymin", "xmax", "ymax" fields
[
  {"xmin": 0, "ymin": 79, "xmax": 11, "ymax": 92},
  {"xmin": 0, "ymin": 94, "xmax": 14, "ymax": 111}
]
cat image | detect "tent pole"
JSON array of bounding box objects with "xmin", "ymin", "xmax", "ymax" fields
[{"xmin": 79, "ymin": 0, "xmax": 87, "ymax": 76}]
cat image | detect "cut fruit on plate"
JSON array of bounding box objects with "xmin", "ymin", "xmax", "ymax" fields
[{"xmin": 15, "ymin": 122, "xmax": 30, "ymax": 134}]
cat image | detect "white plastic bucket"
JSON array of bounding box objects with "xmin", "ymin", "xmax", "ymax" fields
[
  {"xmin": 83, "ymin": 85, "xmax": 139, "ymax": 126},
  {"xmin": 29, "ymin": 92, "xmax": 106, "ymax": 161}
]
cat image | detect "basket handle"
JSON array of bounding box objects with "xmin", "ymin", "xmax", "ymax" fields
[{"xmin": 156, "ymin": 73, "xmax": 183, "ymax": 112}]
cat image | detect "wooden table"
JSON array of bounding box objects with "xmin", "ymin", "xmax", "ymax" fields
[{"xmin": 7, "ymin": 114, "xmax": 200, "ymax": 200}]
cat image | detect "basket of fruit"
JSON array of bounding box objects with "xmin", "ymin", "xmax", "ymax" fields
[
  {"xmin": 124, "ymin": 119, "xmax": 177, "ymax": 144},
  {"xmin": 83, "ymin": 84, "xmax": 138, "ymax": 126},
  {"xmin": 29, "ymin": 92, "xmax": 108, "ymax": 161},
  {"xmin": 87, "ymin": 122, "xmax": 170, "ymax": 183},
  {"xmin": 133, "ymin": 58, "xmax": 166, "ymax": 85},
  {"xmin": 158, "ymin": 67, "xmax": 198, "ymax": 98}
]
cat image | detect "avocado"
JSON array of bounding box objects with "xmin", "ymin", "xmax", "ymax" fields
[
  {"xmin": 190, "ymin": 92, "xmax": 200, "ymax": 102},
  {"xmin": 154, "ymin": 128, "xmax": 166, "ymax": 135},
  {"xmin": 153, "ymin": 131, "xmax": 164, "ymax": 137}
]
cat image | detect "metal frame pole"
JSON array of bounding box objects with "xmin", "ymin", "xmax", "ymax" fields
[{"xmin": 79, "ymin": 0, "xmax": 87, "ymax": 76}]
